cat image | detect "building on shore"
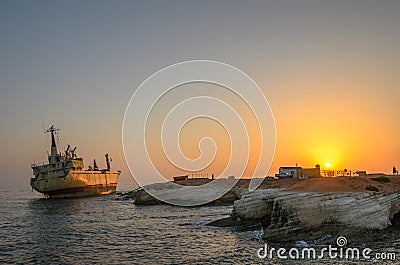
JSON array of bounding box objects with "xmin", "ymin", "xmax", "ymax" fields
[
  {"xmin": 173, "ymin": 175, "xmax": 189, "ymax": 182},
  {"xmin": 276, "ymin": 165, "xmax": 321, "ymax": 179},
  {"xmin": 173, "ymin": 173, "xmax": 212, "ymax": 182}
]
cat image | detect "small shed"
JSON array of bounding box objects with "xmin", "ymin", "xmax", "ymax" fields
[{"xmin": 173, "ymin": 175, "xmax": 189, "ymax": 182}]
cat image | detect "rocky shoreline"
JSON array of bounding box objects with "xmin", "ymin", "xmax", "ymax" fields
[
  {"xmin": 118, "ymin": 175, "xmax": 400, "ymax": 243},
  {"xmin": 209, "ymin": 189, "xmax": 400, "ymax": 243},
  {"xmin": 117, "ymin": 180, "xmax": 248, "ymax": 205}
]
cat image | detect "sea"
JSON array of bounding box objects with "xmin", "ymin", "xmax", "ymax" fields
[{"xmin": 1, "ymin": 184, "xmax": 399, "ymax": 265}]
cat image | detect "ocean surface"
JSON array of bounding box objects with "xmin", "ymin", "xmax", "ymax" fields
[{"xmin": 1, "ymin": 185, "xmax": 399, "ymax": 265}]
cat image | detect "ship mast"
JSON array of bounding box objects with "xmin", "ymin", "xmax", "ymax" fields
[{"xmin": 46, "ymin": 125, "xmax": 60, "ymax": 164}]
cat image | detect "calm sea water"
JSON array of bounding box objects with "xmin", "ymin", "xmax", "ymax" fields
[{"xmin": 1, "ymin": 185, "xmax": 399, "ymax": 264}]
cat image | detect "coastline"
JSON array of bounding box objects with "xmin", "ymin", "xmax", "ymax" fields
[
  {"xmin": 119, "ymin": 174, "xmax": 400, "ymax": 203},
  {"xmin": 119, "ymin": 175, "xmax": 400, "ymax": 245}
]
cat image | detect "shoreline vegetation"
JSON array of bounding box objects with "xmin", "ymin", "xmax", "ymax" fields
[{"xmin": 117, "ymin": 174, "xmax": 400, "ymax": 244}]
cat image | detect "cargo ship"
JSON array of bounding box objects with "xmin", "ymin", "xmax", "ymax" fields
[{"xmin": 30, "ymin": 125, "xmax": 121, "ymax": 198}]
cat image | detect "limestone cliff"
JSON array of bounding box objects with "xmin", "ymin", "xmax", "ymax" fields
[{"xmin": 229, "ymin": 189, "xmax": 400, "ymax": 242}]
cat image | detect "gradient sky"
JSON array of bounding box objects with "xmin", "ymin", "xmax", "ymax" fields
[{"xmin": 1, "ymin": 0, "xmax": 399, "ymax": 187}]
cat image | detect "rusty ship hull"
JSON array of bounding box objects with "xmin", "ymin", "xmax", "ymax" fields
[{"xmin": 30, "ymin": 170, "xmax": 120, "ymax": 199}]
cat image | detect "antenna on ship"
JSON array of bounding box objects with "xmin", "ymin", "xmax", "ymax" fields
[
  {"xmin": 65, "ymin": 144, "xmax": 71, "ymax": 158},
  {"xmin": 105, "ymin": 154, "xmax": 111, "ymax": 171},
  {"xmin": 71, "ymin": 146, "xmax": 77, "ymax": 158},
  {"xmin": 93, "ymin": 159, "xmax": 99, "ymax": 170},
  {"xmin": 46, "ymin": 125, "xmax": 60, "ymax": 164}
]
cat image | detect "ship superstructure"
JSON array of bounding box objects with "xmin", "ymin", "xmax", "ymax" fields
[{"xmin": 30, "ymin": 125, "xmax": 120, "ymax": 198}]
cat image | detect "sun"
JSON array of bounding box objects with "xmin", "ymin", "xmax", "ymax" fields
[{"xmin": 325, "ymin": 162, "xmax": 331, "ymax": 168}]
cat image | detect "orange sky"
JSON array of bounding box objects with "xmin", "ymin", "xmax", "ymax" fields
[
  {"xmin": 139, "ymin": 65, "xmax": 399, "ymax": 181},
  {"xmin": 1, "ymin": 1, "xmax": 399, "ymax": 187}
]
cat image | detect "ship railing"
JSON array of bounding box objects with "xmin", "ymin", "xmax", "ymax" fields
[
  {"xmin": 31, "ymin": 161, "xmax": 47, "ymax": 168},
  {"xmin": 61, "ymin": 156, "xmax": 83, "ymax": 161}
]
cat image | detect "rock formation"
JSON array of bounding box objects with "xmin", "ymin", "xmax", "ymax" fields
[
  {"xmin": 213, "ymin": 189, "xmax": 400, "ymax": 242},
  {"xmin": 118, "ymin": 180, "xmax": 247, "ymax": 205}
]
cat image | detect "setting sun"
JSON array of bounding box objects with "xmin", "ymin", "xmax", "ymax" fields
[{"xmin": 325, "ymin": 162, "xmax": 331, "ymax": 168}]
